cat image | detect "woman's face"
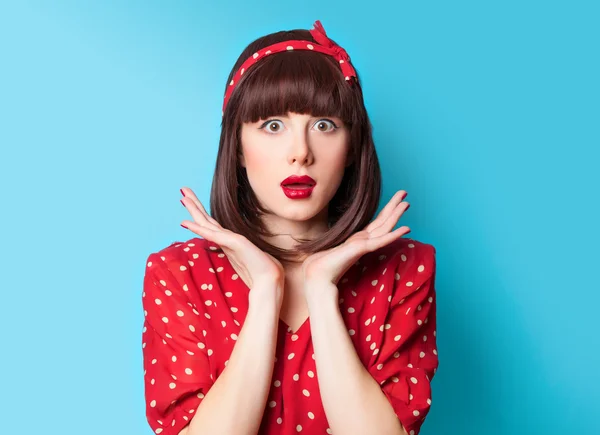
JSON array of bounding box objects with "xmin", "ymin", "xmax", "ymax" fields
[{"xmin": 239, "ymin": 111, "xmax": 352, "ymax": 228}]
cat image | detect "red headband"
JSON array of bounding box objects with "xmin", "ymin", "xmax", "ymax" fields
[{"xmin": 222, "ymin": 20, "xmax": 357, "ymax": 116}]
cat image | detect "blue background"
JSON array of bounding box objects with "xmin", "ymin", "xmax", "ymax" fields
[{"xmin": 1, "ymin": 1, "xmax": 598, "ymax": 434}]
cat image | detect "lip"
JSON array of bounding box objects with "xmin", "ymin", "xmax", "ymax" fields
[
  {"xmin": 280, "ymin": 175, "xmax": 316, "ymax": 186},
  {"xmin": 281, "ymin": 185, "xmax": 314, "ymax": 199}
]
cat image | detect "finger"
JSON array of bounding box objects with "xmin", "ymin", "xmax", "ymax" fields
[
  {"xmin": 365, "ymin": 190, "xmax": 406, "ymax": 232},
  {"xmin": 367, "ymin": 225, "xmax": 411, "ymax": 251},
  {"xmin": 181, "ymin": 196, "xmax": 221, "ymax": 232},
  {"xmin": 181, "ymin": 220, "xmax": 235, "ymax": 249},
  {"xmin": 181, "ymin": 187, "xmax": 223, "ymax": 228},
  {"xmin": 365, "ymin": 190, "xmax": 407, "ymax": 232},
  {"xmin": 181, "ymin": 187, "xmax": 216, "ymax": 223},
  {"xmin": 370, "ymin": 201, "xmax": 410, "ymax": 238}
]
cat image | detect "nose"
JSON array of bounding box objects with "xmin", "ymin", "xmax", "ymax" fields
[{"xmin": 287, "ymin": 129, "xmax": 312, "ymax": 165}]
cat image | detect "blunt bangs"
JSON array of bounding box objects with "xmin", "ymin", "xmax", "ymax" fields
[{"xmin": 233, "ymin": 50, "xmax": 358, "ymax": 125}]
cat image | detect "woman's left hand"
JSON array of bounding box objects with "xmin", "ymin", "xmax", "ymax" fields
[{"xmin": 301, "ymin": 190, "xmax": 412, "ymax": 293}]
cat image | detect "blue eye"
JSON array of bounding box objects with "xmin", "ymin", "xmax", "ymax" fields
[{"xmin": 258, "ymin": 118, "xmax": 339, "ymax": 134}]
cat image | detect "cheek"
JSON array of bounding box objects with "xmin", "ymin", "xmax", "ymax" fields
[
  {"xmin": 320, "ymin": 145, "xmax": 349, "ymax": 172},
  {"xmin": 240, "ymin": 127, "xmax": 271, "ymax": 167},
  {"xmin": 243, "ymin": 147, "xmax": 276, "ymax": 177},
  {"xmin": 241, "ymin": 146, "xmax": 279, "ymax": 192}
]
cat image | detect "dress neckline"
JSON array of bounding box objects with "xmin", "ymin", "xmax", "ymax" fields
[{"xmin": 279, "ymin": 315, "xmax": 310, "ymax": 336}]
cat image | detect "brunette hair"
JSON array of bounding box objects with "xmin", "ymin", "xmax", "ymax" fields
[{"xmin": 209, "ymin": 26, "xmax": 382, "ymax": 263}]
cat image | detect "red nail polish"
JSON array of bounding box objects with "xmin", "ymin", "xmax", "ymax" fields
[
  {"xmin": 180, "ymin": 188, "xmax": 185, "ymax": 197},
  {"xmin": 180, "ymin": 199, "xmax": 185, "ymax": 207},
  {"xmin": 181, "ymin": 224, "xmax": 188, "ymax": 229}
]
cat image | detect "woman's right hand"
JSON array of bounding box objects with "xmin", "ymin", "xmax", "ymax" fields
[{"xmin": 179, "ymin": 187, "xmax": 285, "ymax": 298}]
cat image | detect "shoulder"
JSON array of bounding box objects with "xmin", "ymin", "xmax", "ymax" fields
[
  {"xmin": 143, "ymin": 237, "xmax": 227, "ymax": 300},
  {"xmin": 351, "ymin": 237, "xmax": 436, "ymax": 303},
  {"xmin": 144, "ymin": 237, "xmax": 223, "ymax": 273},
  {"xmin": 142, "ymin": 237, "xmax": 229, "ymax": 321},
  {"xmin": 359, "ymin": 237, "xmax": 436, "ymax": 276}
]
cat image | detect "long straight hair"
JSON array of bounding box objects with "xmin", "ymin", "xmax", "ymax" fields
[{"xmin": 209, "ymin": 27, "xmax": 382, "ymax": 263}]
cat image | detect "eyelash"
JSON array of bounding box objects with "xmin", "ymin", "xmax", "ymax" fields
[{"xmin": 258, "ymin": 118, "xmax": 339, "ymax": 133}]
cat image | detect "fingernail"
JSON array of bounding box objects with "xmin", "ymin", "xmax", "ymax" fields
[
  {"xmin": 180, "ymin": 199, "xmax": 185, "ymax": 207},
  {"xmin": 181, "ymin": 223, "xmax": 188, "ymax": 229},
  {"xmin": 180, "ymin": 188, "xmax": 185, "ymax": 197},
  {"xmin": 405, "ymin": 203, "xmax": 410, "ymax": 210}
]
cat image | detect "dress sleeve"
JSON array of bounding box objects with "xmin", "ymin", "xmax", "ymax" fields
[
  {"xmin": 368, "ymin": 245, "xmax": 439, "ymax": 435},
  {"xmin": 142, "ymin": 253, "xmax": 214, "ymax": 435}
]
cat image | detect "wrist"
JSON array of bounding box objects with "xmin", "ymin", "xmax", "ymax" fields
[
  {"xmin": 249, "ymin": 279, "xmax": 283, "ymax": 311},
  {"xmin": 304, "ymin": 280, "xmax": 338, "ymax": 305}
]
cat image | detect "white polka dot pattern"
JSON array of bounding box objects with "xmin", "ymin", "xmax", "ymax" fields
[
  {"xmin": 364, "ymin": 243, "xmax": 438, "ymax": 435},
  {"xmin": 142, "ymin": 251, "xmax": 214, "ymax": 435},
  {"xmin": 141, "ymin": 237, "xmax": 438, "ymax": 435}
]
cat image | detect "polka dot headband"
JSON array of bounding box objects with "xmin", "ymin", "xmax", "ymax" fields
[{"xmin": 222, "ymin": 20, "xmax": 358, "ymax": 116}]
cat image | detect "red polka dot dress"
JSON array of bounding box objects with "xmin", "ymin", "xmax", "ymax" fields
[{"xmin": 141, "ymin": 237, "xmax": 438, "ymax": 435}]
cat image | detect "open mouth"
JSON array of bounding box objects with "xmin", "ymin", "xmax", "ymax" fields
[{"xmin": 282, "ymin": 184, "xmax": 314, "ymax": 189}]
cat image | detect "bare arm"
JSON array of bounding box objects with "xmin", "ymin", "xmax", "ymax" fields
[
  {"xmin": 178, "ymin": 283, "xmax": 281, "ymax": 435},
  {"xmin": 306, "ymin": 283, "xmax": 408, "ymax": 435}
]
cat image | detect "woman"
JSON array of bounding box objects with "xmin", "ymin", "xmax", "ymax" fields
[{"xmin": 142, "ymin": 20, "xmax": 438, "ymax": 435}]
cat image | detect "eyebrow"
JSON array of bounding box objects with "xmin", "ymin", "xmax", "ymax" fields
[{"xmin": 262, "ymin": 114, "xmax": 340, "ymax": 120}]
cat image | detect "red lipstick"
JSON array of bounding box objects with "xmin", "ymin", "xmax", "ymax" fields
[
  {"xmin": 281, "ymin": 175, "xmax": 316, "ymax": 186},
  {"xmin": 280, "ymin": 175, "xmax": 316, "ymax": 199}
]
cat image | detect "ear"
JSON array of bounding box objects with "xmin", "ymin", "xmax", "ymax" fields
[{"xmin": 238, "ymin": 151, "xmax": 246, "ymax": 168}]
